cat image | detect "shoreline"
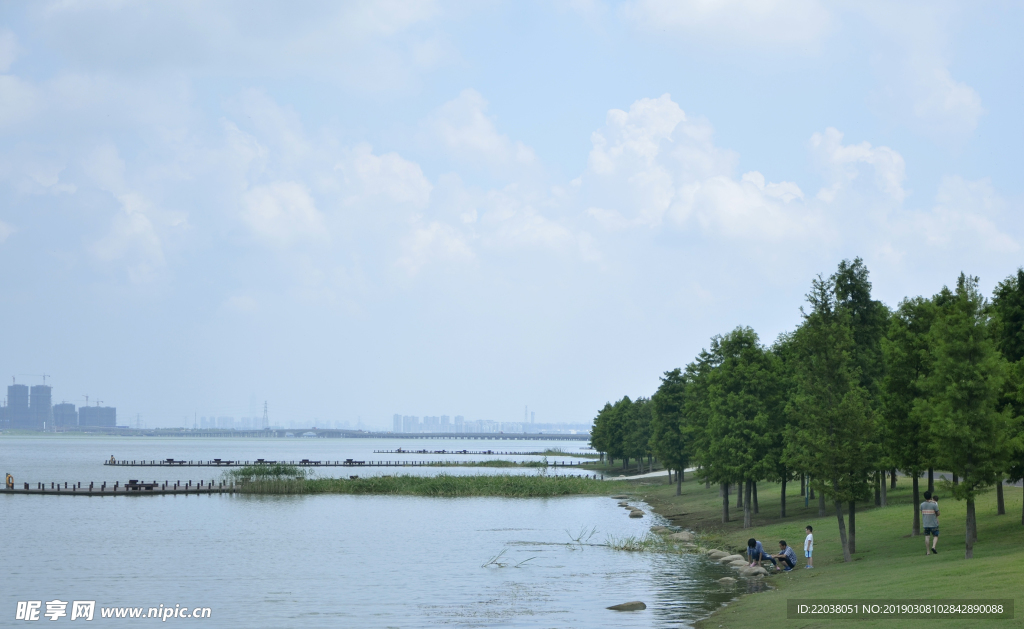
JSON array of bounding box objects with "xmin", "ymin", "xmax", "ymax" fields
[{"xmin": 625, "ymin": 472, "xmax": 1024, "ymax": 629}]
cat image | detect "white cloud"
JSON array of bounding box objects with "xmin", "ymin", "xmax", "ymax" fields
[
  {"xmin": 622, "ymin": 0, "xmax": 832, "ymax": 47},
  {"xmin": 0, "ymin": 29, "xmax": 19, "ymax": 72},
  {"xmin": 337, "ymin": 143, "xmax": 433, "ymax": 210},
  {"xmin": 84, "ymin": 143, "xmax": 174, "ymax": 281},
  {"xmin": 0, "ymin": 220, "xmax": 14, "ymax": 243},
  {"xmin": 396, "ymin": 221, "xmax": 474, "ymax": 275},
  {"xmin": 241, "ymin": 182, "xmax": 328, "ymax": 248},
  {"xmin": 578, "ymin": 94, "xmax": 811, "ymax": 241},
  {"xmin": 430, "ymin": 89, "xmax": 536, "ymax": 167},
  {"xmin": 908, "ymin": 64, "xmax": 984, "ymax": 139},
  {"xmin": 911, "ymin": 176, "xmax": 1016, "ymax": 254},
  {"xmin": 809, "ymin": 127, "xmax": 906, "ymax": 203},
  {"xmin": 861, "ymin": 4, "xmax": 985, "ymax": 142},
  {"xmin": 31, "ymin": 0, "xmax": 448, "ymax": 92},
  {"xmin": 0, "ymin": 74, "xmax": 37, "ymax": 128}
]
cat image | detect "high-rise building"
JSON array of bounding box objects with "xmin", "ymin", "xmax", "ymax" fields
[
  {"xmin": 393, "ymin": 414, "xmax": 402, "ymax": 432},
  {"xmin": 30, "ymin": 385, "xmax": 52, "ymax": 430},
  {"xmin": 53, "ymin": 402, "xmax": 77, "ymax": 427},
  {"xmin": 7, "ymin": 384, "xmax": 30, "ymax": 429},
  {"xmin": 440, "ymin": 415, "xmax": 450, "ymax": 432},
  {"xmin": 454, "ymin": 415, "xmax": 464, "ymax": 433},
  {"xmin": 216, "ymin": 416, "xmax": 235, "ymax": 429},
  {"xmin": 402, "ymin": 415, "xmax": 419, "ymax": 433},
  {"xmin": 79, "ymin": 405, "xmax": 116, "ymax": 427}
]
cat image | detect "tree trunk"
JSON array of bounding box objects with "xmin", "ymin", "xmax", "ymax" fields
[
  {"xmin": 676, "ymin": 471, "xmax": 681, "ymax": 496},
  {"xmin": 953, "ymin": 473, "xmax": 958, "ymax": 486},
  {"xmin": 800, "ymin": 474, "xmax": 805, "ymax": 496},
  {"xmin": 722, "ymin": 483, "xmax": 730, "ymax": 523},
  {"xmin": 965, "ymin": 499, "xmax": 976, "ymax": 559},
  {"xmin": 891, "ymin": 468, "xmax": 897, "ymax": 489},
  {"xmin": 753, "ymin": 482, "xmax": 759, "ymax": 514},
  {"xmin": 781, "ymin": 478, "xmax": 787, "ymax": 518},
  {"xmin": 848, "ymin": 501, "xmax": 856, "ymax": 554},
  {"xmin": 928, "ymin": 468, "xmax": 934, "ymax": 493},
  {"xmin": 667, "ymin": 469, "xmax": 672, "ymax": 484},
  {"xmin": 996, "ymin": 479, "xmax": 1005, "ymax": 515},
  {"xmin": 623, "ymin": 457, "xmax": 628, "ymax": 470},
  {"xmin": 880, "ymin": 470, "xmax": 888, "ymax": 506},
  {"xmin": 736, "ymin": 482, "xmax": 743, "ymax": 508},
  {"xmin": 874, "ymin": 471, "xmax": 881, "ymax": 506},
  {"xmin": 818, "ymin": 493, "xmax": 826, "ymax": 517},
  {"xmin": 809, "ymin": 484, "xmax": 815, "ymax": 499},
  {"xmin": 835, "ymin": 501, "xmax": 852, "ymax": 562},
  {"xmin": 680, "ymin": 467, "xmax": 685, "ymax": 482},
  {"xmin": 912, "ymin": 476, "xmax": 920, "ymax": 536},
  {"xmin": 743, "ymin": 480, "xmax": 752, "ymax": 528}
]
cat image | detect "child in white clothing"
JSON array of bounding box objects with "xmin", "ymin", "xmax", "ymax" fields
[{"xmin": 804, "ymin": 525, "xmax": 814, "ymax": 569}]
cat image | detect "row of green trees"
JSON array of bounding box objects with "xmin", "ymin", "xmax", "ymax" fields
[{"xmin": 591, "ymin": 259, "xmax": 1024, "ymax": 560}]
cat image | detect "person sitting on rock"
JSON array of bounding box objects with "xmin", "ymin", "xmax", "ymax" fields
[
  {"xmin": 769, "ymin": 540, "xmax": 797, "ymax": 571},
  {"xmin": 746, "ymin": 538, "xmax": 767, "ymax": 567}
]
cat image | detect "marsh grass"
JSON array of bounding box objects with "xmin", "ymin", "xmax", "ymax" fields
[
  {"xmin": 237, "ymin": 473, "xmax": 620, "ymax": 497},
  {"xmin": 565, "ymin": 525, "xmax": 599, "ymax": 550},
  {"xmin": 604, "ymin": 532, "xmax": 662, "ymax": 552},
  {"xmin": 229, "ymin": 464, "xmax": 307, "ymax": 481},
  {"xmin": 540, "ymin": 448, "xmax": 600, "ymax": 459}
]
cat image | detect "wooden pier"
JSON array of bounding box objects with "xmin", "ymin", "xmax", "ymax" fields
[
  {"xmin": 103, "ymin": 458, "xmax": 594, "ymax": 468},
  {"xmin": 372, "ymin": 449, "xmax": 551, "ymax": 455},
  {"xmin": 4, "ymin": 479, "xmax": 236, "ymax": 496}
]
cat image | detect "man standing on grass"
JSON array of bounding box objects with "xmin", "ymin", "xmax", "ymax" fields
[
  {"xmin": 920, "ymin": 490, "xmax": 939, "ymax": 554},
  {"xmin": 770, "ymin": 540, "xmax": 797, "ymax": 571}
]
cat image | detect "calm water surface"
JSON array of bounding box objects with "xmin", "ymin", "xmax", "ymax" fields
[{"xmin": 1, "ymin": 436, "xmax": 750, "ymax": 627}]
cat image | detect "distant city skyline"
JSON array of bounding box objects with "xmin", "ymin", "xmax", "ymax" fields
[{"xmin": 0, "ymin": 380, "xmax": 116, "ymax": 430}]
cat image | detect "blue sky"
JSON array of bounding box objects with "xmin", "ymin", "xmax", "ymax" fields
[{"xmin": 1, "ymin": 1, "xmax": 1021, "ymax": 428}]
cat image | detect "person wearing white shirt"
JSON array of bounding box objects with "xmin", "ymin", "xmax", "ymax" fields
[{"xmin": 804, "ymin": 525, "xmax": 814, "ymax": 569}]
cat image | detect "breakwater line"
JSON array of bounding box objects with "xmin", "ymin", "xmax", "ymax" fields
[
  {"xmin": 4, "ymin": 479, "xmax": 235, "ymax": 496},
  {"xmin": 104, "ymin": 458, "xmax": 595, "ymax": 468}
]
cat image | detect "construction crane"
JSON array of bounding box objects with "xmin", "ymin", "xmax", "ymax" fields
[
  {"xmin": 82, "ymin": 395, "xmax": 89, "ymax": 406},
  {"xmin": 19, "ymin": 374, "xmax": 51, "ymax": 384}
]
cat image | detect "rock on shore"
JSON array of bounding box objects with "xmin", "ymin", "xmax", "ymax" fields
[{"xmin": 607, "ymin": 601, "xmax": 647, "ymax": 611}]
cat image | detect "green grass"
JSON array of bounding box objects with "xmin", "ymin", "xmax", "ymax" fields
[
  {"xmin": 629, "ymin": 474, "xmax": 1024, "ymax": 629},
  {"xmin": 237, "ymin": 473, "xmax": 628, "ymax": 497}
]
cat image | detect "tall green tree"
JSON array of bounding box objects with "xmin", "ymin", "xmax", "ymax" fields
[
  {"xmin": 704, "ymin": 327, "xmax": 782, "ymax": 528},
  {"xmin": 589, "ymin": 402, "xmax": 615, "ymax": 463},
  {"xmin": 919, "ymin": 273, "xmax": 1010, "ymax": 558},
  {"xmin": 681, "ymin": 346, "xmax": 724, "ymax": 520},
  {"xmin": 989, "ymin": 269, "xmax": 1024, "ymax": 519},
  {"xmin": 651, "ymin": 369, "xmax": 693, "ymax": 495},
  {"xmin": 625, "ymin": 397, "xmax": 654, "ymax": 472},
  {"xmin": 882, "ymin": 296, "xmax": 938, "ymax": 535},
  {"xmin": 786, "ymin": 274, "xmax": 877, "ymax": 562}
]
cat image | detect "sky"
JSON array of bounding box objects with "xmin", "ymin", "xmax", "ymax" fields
[{"xmin": 1, "ymin": 0, "xmax": 1022, "ymax": 429}]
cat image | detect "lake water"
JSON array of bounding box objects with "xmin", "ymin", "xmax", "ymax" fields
[{"xmin": 1, "ymin": 435, "xmax": 746, "ymax": 627}]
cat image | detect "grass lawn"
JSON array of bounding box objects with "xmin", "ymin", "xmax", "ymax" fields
[{"xmin": 628, "ymin": 473, "xmax": 1024, "ymax": 629}]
